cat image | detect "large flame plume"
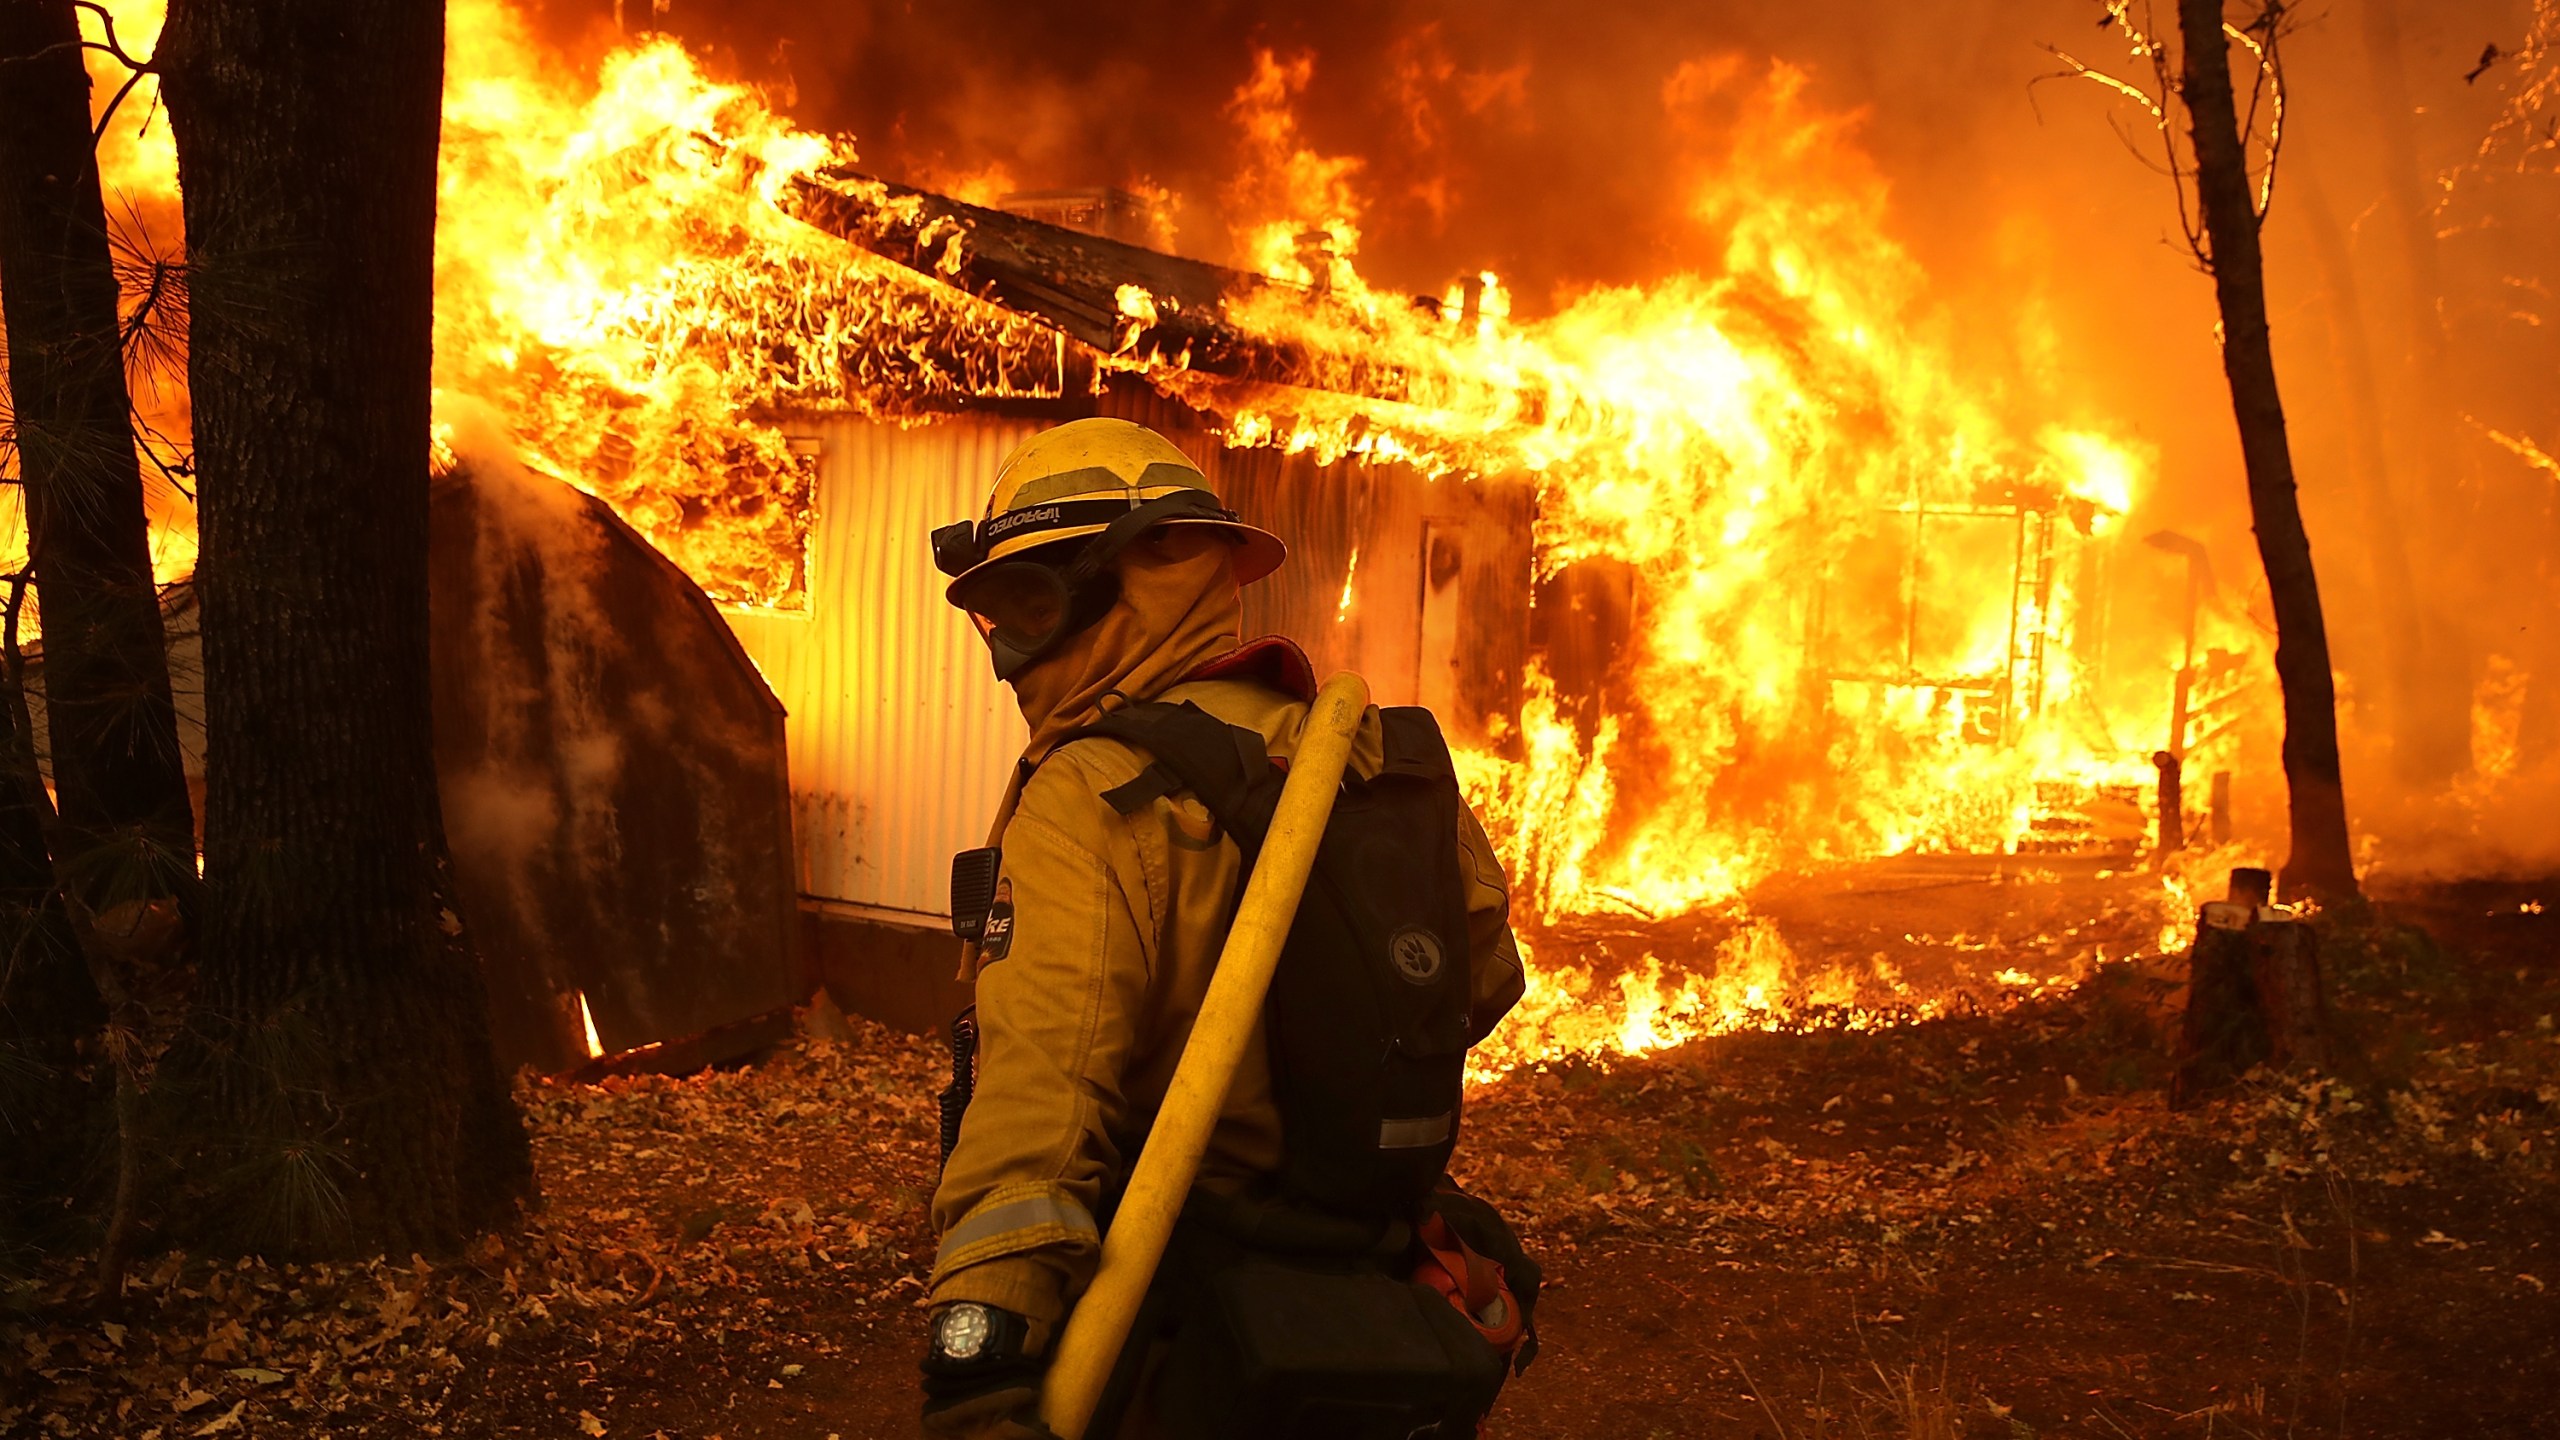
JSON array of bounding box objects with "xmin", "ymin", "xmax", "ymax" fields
[
  {"xmin": 432, "ymin": 0, "xmax": 1074, "ymax": 606},
  {"xmin": 1180, "ymin": 56, "xmax": 2165, "ymax": 914},
  {"xmin": 1159, "ymin": 52, "xmax": 2185, "ymax": 1069}
]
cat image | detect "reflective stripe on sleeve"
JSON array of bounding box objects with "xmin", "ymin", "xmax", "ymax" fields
[
  {"xmin": 1378, "ymin": 1112, "xmax": 1454, "ymax": 1149},
  {"xmin": 934, "ymin": 1191, "xmax": 1100, "ymax": 1275}
]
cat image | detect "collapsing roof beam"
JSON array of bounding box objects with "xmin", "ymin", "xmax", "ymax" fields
[
  {"xmin": 787, "ymin": 171, "xmax": 1292, "ymax": 374},
  {"xmin": 786, "ymin": 169, "xmax": 1446, "ymax": 409}
]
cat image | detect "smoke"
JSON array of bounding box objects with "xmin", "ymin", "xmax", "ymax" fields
[
  {"xmin": 525, "ymin": 0, "xmax": 2152, "ymax": 307},
  {"xmin": 514, "ymin": 0, "xmax": 2560, "ymax": 880},
  {"xmin": 434, "ymin": 398, "xmax": 627, "ymax": 970}
]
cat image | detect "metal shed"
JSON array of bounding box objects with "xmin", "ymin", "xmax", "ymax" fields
[{"xmin": 32, "ymin": 450, "xmax": 806, "ymax": 1075}]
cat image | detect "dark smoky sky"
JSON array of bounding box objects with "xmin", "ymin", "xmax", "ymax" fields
[
  {"xmin": 509, "ymin": 0, "xmax": 2541, "ymax": 457},
  {"xmin": 511, "ymin": 3, "xmax": 2528, "ymax": 295},
  {"xmin": 526, "ymin": 0, "xmax": 2224, "ymax": 306}
]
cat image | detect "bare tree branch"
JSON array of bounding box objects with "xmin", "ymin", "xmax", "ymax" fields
[{"xmin": 68, "ymin": 1, "xmax": 146, "ymax": 70}]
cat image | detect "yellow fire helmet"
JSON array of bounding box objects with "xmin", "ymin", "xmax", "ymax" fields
[{"xmin": 931, "ymin": 419, "xmax": 1286, "ymax": 679}]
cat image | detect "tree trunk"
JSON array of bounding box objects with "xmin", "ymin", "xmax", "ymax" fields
[
  {"xmin": 2173, "ymin": 866, "xmax": 2330, "ymax": 1106},
  {"xmin": 2292, "ymin": 159, "xmax": 2431, "ymax": 777},
  {"xmin": 0, "ymin": 0, "xmax": 197, "ymax": 1260},
  {"xmin": 2175, "ymin": 1, "xmax": 2360, "ymax": 902},
  {"xmin": 0, "ymin": 665, "xmax": 98, "ymax": 1231},
  {"xmin": 0, "ymin": 0, "xmax": 197, "ymax": 904},
  {"xmin": 2357, "ymin": 0, "xmax": 2478, "ymax": 787},
  {"xmin": 2523, "ymin": 458, "xmax": 2560, "ymax": 763},
  {"xmin": 159, "ymin": 0, "xmax": 531, "ymax": 1256}
]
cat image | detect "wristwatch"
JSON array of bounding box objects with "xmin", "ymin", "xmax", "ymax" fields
[{"xmin": 925, "ymin": 1302, "xmax": 1034, "ymax": 1372}]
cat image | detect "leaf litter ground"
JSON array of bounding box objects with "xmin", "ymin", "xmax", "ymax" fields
[{"xmin": 5, "ymin": 876, "xmax": 2556, "ymax": 1439}]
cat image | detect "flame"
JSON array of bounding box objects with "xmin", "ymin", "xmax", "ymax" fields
[
  {"xmin": 1465, "ymin": 918, "xmax": 1938, "ymax": 1081},
  {"xmin": 84, "ymin": 0, "xmax": 176, "ymax": 204},
  {"xmin": 1179, "ymin": 52, "xmax": 2197, "ymax": 1066},
  {"xmin": 577, "ymin": 990, "xmax": 605, "ymax": 1060},
  {"xmin": 1226, "ymin": 50, "xmax": 1369, "ymax": 291},
  {"xmin": 1162, "ymin": 56, "xmax": 2169, "ymax": 942},
  {"xmin": 1113, "ymin": 284, "xmax": 1162, "ymax": 354},
  {"xmin": 2158, "ymin": 867, "xmax": 2195, "ymax": 955},
  {"xmin": 431, "ymin": 0, "xmax": 1065, "ymax": 607}
]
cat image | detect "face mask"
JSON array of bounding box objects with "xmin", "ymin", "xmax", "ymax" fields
[{"xmin": 933, "ymin": 489, "xmax": 1246, "ymax": 681}]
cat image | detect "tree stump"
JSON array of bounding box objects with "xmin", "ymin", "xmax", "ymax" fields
[
  {"xmin": 2172, "ymin": 867, "xmax": 2329, "ymax": 1107},
  {"xmin": 2249, "ymin": 912, "xmax": 2329, "ymax": 1072}
]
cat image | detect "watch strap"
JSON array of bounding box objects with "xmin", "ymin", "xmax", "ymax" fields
[{"xmin": 922, "ymin": 1302, "xmax": 1036, "ymax": 1377}]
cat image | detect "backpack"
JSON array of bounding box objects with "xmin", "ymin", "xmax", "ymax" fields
[{"xmin": 1068, "ymin": 699, "xmax": 1476, "ymax": 1220}]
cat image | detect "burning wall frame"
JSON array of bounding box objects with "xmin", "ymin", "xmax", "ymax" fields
[
  {"xmin": 1815, "ymin": 486, "xmax": 2151, "ymax": 855},
  {"xmin": 1813, "ymin": 496, "xmax": 2071, "ymax": 748}
]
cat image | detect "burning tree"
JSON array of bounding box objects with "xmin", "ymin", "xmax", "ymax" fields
[{"xmin": 2059, "ymin": 2, "xmax": 2360, "ymax": 902}]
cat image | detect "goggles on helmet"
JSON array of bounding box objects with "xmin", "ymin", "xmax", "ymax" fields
[{"xmin": 933, "ymin": 488, "xmax": 1245, "ymax": 681}]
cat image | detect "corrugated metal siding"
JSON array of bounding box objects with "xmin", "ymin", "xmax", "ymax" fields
[
  {"xmin": 1218, "ymin": 446, "xmax": 1426, "ymax": 705},
  {"xmin": 724, "ymin": 418, "xmax": 1033, "ymax": 919},
  {"xmin": 1093, "ymin": 393, "xmax": 1429, "ymax": 708}
]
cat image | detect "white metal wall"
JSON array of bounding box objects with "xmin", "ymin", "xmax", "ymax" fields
[{"xmin": 723, "ymin": 417, "xmax": 1032, "ymax": 921}]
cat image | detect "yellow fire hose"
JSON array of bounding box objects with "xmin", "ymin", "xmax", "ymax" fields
[{"xmin": 1037, "ymin": 670, "xmax": 1372, "ymax": 1440}]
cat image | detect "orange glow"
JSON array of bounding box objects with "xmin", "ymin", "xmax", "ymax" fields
[{"xmin": 82, "ymin": 0, "xmax": 175, "ymax": 203}]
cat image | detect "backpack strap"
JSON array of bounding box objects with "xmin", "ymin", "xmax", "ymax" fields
[
  {"xmin": 1375, "ymin": 706, "xmax": 1457, "ymax": 782},
  {"xmin": 1055, "ymin": 701, "xmax": 1283, "ymax": 851},
  {"xmin": 1097, "ymin": 766, "xmax": 1181, "ymax": 816}
]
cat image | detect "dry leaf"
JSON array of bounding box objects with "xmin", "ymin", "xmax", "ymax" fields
[{"xmin": 192, "ymin": 1400, "xmax": 246, "ymax": 1436}]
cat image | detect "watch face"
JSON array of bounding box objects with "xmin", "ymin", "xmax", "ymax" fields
[{"xmin": 935, "ymin": 1303, "xmax": 991, "ymax": 1361}]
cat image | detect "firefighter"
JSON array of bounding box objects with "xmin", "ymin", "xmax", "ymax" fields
[{"xmin": 919, "ymin": 418, "xmax": 1533, "ymax": 1439}]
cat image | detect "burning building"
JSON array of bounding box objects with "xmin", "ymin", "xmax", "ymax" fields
[{"xmin": 411, "ymin": 7, "xmax": 2194, "ymax": 1060}]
